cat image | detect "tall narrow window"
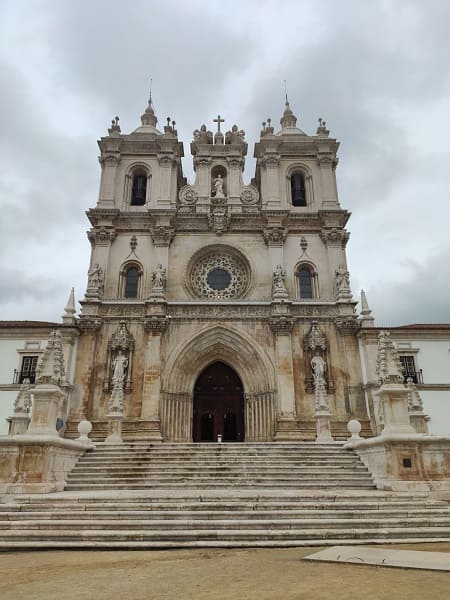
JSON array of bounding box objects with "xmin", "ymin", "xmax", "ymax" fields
[
  {"xmin": 131, "ymin": 174, "xmax": 147, "ymax": 205},
  {"xmin": 124, "ymin": 267, "xmax": 139, "ymax": 298},
  {"xmin": 298, "ymin": 267, "xmax": 313, "ymax": 298},
  {"xmin": 291, "ymin": 173, "xmax": 306, "ymax": 207},
  {"xmin": 399, "ymin": 355, "xmax": 422, "ymax": 384}
]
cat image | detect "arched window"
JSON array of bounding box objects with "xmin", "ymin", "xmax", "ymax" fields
[
  {"xmin": 296, "ymin": 264, "xmax": 318, "ymax": 299},
  {"xmin": 131, "ymin": 173, "xmax": 147, "ymax": 205},
  {"xmin": 124, "ymin": 266, "xmax": 139, "ymax": 298},
  {"xmin": 291, "ymin": 173, "xmax": 306, "ymax": 207}
]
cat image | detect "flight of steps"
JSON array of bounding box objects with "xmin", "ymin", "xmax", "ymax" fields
[
  {"xmin": 65, "ymin": 442, "xmax": 376, "ymax": 491},
  {"xmin": 0, "ymin": 442, "xmax": 449, "ymax": 549}
]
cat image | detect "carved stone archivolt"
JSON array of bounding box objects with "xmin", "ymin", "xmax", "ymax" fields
[
  {"xmin": 87, "ymin": 226, "xmax": 117, "ymax": 247},
  {"xmin": 263, "ymin": 227, "xmax": 287, "ymax": 247},
  {"xmin": 178, "ymin": 185, "xmax": 198, "ymax": 212},
  {"xmin": 150, "ymin": 226, "xmax": 175, "ymax": 247},
  {"xmin": 103, "ymin": 320, "xmax": 135, "ymax": 394}
]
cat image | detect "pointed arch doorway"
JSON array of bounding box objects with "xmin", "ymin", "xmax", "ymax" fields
[{"xmin": 193, "ymin": 362, "xmax": 245, "ymax": 442}]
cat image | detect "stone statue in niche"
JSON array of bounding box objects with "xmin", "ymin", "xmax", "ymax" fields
[
  {"xmin": 311, "ymin": 355, "xmax": 326, "ymax": 386},
  {"xmin": 112, "ymin": 350, "xmax": 128, "ymax": 386},
  {"xmin": 212, "ymin": 173, "xmax": 225, "ymax": 198}
]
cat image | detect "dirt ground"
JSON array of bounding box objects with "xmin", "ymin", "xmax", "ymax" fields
[{"xmin": 1, "ymin": 543, "xmax": 449, "ymax": 600}]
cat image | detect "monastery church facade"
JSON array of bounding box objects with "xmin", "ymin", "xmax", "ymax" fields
[{"xmin": 63, "ymin": 94, "xmax": 371, "ymax": 444}]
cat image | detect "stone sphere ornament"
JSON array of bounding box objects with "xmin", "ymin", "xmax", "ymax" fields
[
  {"xmin": 347, "ymin": 419, "xmax": 362, "ymax": 440},
  {"xmin": 77, "ymin": 420, "xmax": 93, "ymax": 441}
]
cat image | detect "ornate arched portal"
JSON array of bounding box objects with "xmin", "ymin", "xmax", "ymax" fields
[
  {"xmin": 193, "ymin": 362, "xmax": 244, "ymax": 442},
  {"xmin": 160, "ymin": 325, "xmax": 277, "ymax": 442}
]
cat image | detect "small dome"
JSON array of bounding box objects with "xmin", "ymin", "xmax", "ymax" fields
[
  {"xmin": 132, "ymin": 95, "xmax": 162, "ymax": 135},
  {"xmin": 276, "ymin": 101, "xmax": 306, "ymax": 136}
]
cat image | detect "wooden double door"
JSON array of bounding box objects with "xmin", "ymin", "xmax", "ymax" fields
[{"xmin": 193, "ymin": 362, "xmax": 245, "ymax": 442}]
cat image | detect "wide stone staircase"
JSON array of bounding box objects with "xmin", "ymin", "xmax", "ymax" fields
[{"xmin": 1, "ymin": 442, "xmax": 450, "ymax": 548}]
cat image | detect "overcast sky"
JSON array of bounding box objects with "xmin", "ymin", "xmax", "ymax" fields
[{"xmin": 1, "ymin": 0, "xmax": 449, "ymax": 326}]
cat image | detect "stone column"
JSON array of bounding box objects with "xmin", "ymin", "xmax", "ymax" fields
[
  {"xmin": 149, "ymin": 224, "xmax": 174, "ymax": 280},
  {"xmin": 260, "ymin": 154, "xmax": 280, "ymax": 210},
  {"xmin": 263, "ymin": 226, "xmax": 288, "ymax": 282},
  {"xmin": 317, "ymin": 154, "xmax": 339, "ymax": 210},
  {"xmin": 320, "ymin": 228, "xmax": 350, "ymax": 300},
  {"xmin": 98, "ymin": 153, "xmax": 120, "ymax": 208},
  {"xmin": 270, "ymin": 315, "xmax": 297, "ymax": 440},
  {"xmin": 140, "ymin": 315, "xmax": 170, "ymax": 441}
]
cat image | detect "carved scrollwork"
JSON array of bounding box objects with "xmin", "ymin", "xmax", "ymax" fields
[{"xmin": 334, "ymin": 316, "xmax": 360, "ymax": 331}]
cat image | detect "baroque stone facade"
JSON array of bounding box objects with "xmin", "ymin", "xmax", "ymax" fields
[{"xmin": 64, "ymin": 94, "xmax": 370, "ymax": 443}]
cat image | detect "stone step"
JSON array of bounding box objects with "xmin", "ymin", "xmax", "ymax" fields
[
  {"xmin": 64, "ymin": 482, "xmax": 376, "ymax": 491},
  {"xmin": 0, "ymin": 526, "xmax": 449, "ymax": 544},
  {"xmin": 2, "ymin": 508, "xmax": 449, "ymax": 521},
  {"xmin": 3, "ymin": 516, "xmax": 450, "ymax": 531}
]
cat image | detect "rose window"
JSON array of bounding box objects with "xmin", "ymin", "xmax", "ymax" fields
[{"xmin": 190, "ymin": 252, "xmax": 249, "ymax": 299}]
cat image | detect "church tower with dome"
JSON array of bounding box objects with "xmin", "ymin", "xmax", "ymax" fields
[{"xmin": 65, "ymin": 92, "xmax": 370, "ymax": 443}]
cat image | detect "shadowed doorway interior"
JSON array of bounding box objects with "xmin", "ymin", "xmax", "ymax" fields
[{"xmin": 193, "ymin": 362, "xmax": 244, "ymax": 442}]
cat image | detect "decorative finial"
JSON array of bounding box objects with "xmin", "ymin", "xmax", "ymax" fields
[
  {"xmin": 62, "ymin": 287, "xmax": 76, "ymax": 324},
  {"xmin": 317, "ymin": 117, "xmax": 330, "ymax": 137},
  {"xmin": 359, "ymin": 289, "xmax": 374, "ymax": 327},
  {"xmin": 108, "ymin": 116, "xmax": 121, "ymax": 135},
  {"xmin": 284, "ymin": 79, "xmax": 288, "ymax": 104}
]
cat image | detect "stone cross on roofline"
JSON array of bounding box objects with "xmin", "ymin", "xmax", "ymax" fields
[{"xmin": 213, "ymin": 115, "xmax": 225, "ymax": 132}]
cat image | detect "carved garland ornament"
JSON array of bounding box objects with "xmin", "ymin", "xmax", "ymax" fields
[{"xmin": 190, "ymin": 252, "xmax": 249, "ymax": 299}]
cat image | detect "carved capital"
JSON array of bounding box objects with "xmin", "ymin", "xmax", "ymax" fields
[
  {"xmin": 226, "ymin": 156, "xmax": 244, "ymax": 167},
  {"xmin": 87, "ymin": 226, "xmax": 117, "ymax": 246},
  {"xmin": 263, "ymin": 227, "xmax": 287, "ymax": 247},
  {"xmin": 99, "ymin": 153, "xmax": 121, "ymax": 167},
  {"xmin": 158, "ymin": 153, "xmax": 177, "ymax": 166},
  {"xmin": 78, "ymin": 318, "xmax": 103, "ymax": 332},
  {"xmin": 319, "ymin": 228, "xmax": 350, "ymax": 247},
  {"xmin": 259, "ymin": 154, "xmax": 280, "ymax": 168},
  {"xmin": 269, "ymin": 316, "xmax": 295, "ymax": 334},
  {"xmin": 193, "ymin": 156, "xmax": 211, "ymax": 168},
  {"xmin": 334, "ymin": 316, "xmax": 360, "ymax": 332},
  {"xmin": 149, "ymin": 226, "xmax": 175, "ymax": 247},
  {"xmin": 144, "ymin": 315, "xmax": 170, "ymax": 333}
]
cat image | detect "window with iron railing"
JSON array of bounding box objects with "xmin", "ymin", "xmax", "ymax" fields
[
  {"xmin": 399, "ymin": 355, "xmax": 423, "ymax": 384},
  {"xmin": 13, "ymin": 355, "xmax": 38, "ymax": 384}
]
